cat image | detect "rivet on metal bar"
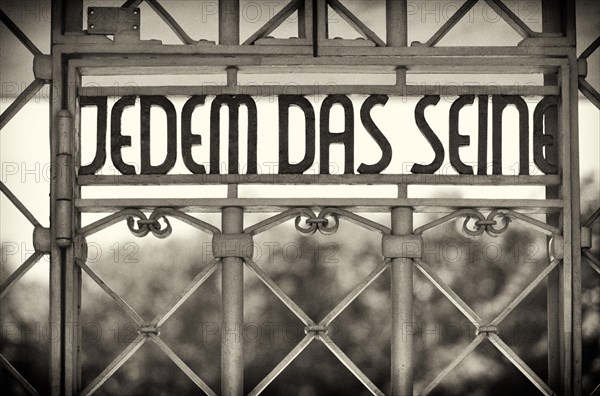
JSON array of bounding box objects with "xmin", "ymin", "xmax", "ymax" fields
[
  {"xmin": 33, "ymin": 226, "xmax": 51, "ymax": 253},
  {"xmin": 581, "ymin": 227, "xmax": 592, "ymax": 249},
  {"xmin": 33, "ymin": 54, "xmax": 52, "ymax": 82},
  {"xmin": 56, "ymin": 110, "xmax": 73, "ymax": 248},
  {"xmin": 304, "ymin": 325, "xmax": 328, "ymax": 335},
  {"xmin": 382, "ymin": 235, "xmax": 423, "ymax": 259},
  {"xmin": 476, "ymin": 325, "xmax": 498, "ymax": 336},
  {"xmin": 213, "ymin": 233, "xmax": 254, "ymax": 258},
  {"xmin": 138, "ymin": 326, "xmax": 160, "ymax": 336},
  {"xmin": 549, "ymin": 235, "xmax": 564, "ymax": 260},
  {"xmin": 578, "ymin": 58, "xmax": 588, "ymax": 78}
]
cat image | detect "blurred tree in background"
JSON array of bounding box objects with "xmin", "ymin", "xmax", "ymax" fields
[{"xmin": 1, "ymin": 182, "xmax": 599, "ymax": 396}]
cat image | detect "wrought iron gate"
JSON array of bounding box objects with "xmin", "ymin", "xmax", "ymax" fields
[{"xmin": 1, "ymin": 0, "xmax": 599, "ymax": 395}]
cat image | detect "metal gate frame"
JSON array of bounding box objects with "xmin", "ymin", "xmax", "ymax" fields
[{"xmin": 1, "ymin": 0, "xmax": 599, "ymax": 395}]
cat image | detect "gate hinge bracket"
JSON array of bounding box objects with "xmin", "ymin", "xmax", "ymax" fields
[{"xmin": 581, "ymin": 226, "xmax": 592, "ymax": 249}]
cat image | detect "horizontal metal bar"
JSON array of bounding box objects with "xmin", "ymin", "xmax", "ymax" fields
[
  {"xmin": 0, "ymin": 353, "xmax": 39, "ymax": 396},
  {"xmin": 245, "ymin": 258, "xmax": 315, "ymax": 326},
  {"xmin": 488, "ymin": 333, "xmax": 555, "ymax": 396},
  {"xmin": 149, "ymin": 334, "xmax": 217, "ymax": 396},
  {"xmin": 57, "ymin": 43, "xmax": 572, "ymax": 57},
  {"xmin": 420, "ymin": 333, "xmax": 486, "ymax": 395},
  {"xmin": 71, "ymin": 55, "xmax": 562, "ymax": 75},
  {"xmin": 78, "ymin": 84, "xmax": 558, "ymax": 97},
  {"xmin": 0, "ymin": 79, "xmax": 45, "ymax": 130},
  {"xmin": 415, "ymin": 258, "xmax": 484, "ymax": 326},
  {"xmin": 319, "ymin": 334, "xmax": 385, "ymax": 396},
  {"xmin": 80, "ymin": 334, "xmax": 147, "ymax": 396},
  {"xmin": 152, "ymin": 258, "xmax": 220, "ymax": 326},
  {"xmin": 78, "ymin": 174, "xmax": 562, "ymax": 187},
  {"xmin": 0, "ymin": 252, "xmax": 45, "ymax": 299},
  {"xmin": 75, "ymin": 198, "xmax": 564, "ymax": 214},
  {"xmin": 248, "ymin": 335, "xmax": 315, "ymax": 396},
  {"xmin": 490, "ymin": 259, "xmax": 560, "ymax": 326},
  {"xmin": 318, "ymin": 46, "xmax": 571, "ymax": 57},
  {"xmin": 78, "ymin": 260, "xmax": 146, "ymax": 326},
  {"xmin": 320, "ymin": 259, "xmax": 389, "ymax": 326}
]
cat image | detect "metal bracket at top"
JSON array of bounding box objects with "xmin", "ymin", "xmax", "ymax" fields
[{"xmin": 87, "ymin": 7, "xmax": 140, "ymax": 36}]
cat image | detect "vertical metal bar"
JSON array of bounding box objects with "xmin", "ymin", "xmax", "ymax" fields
[
  {"xmin": 67, "ymin": 64, "xmax": 83, "ymax": 395},
  {"xmin": 391, "ymin": 185, "xmax": 413, "ymax": 396},
  {"xmin": 386, "ymin": 0, "xmax": 407, "ymax": 47},
  {"xmin": 57, "ymin": 108, "xmax": 77, "ymax": 396},
  {"xmin": 567, "ymin": 10, "xmax": 582, "ymax": 393},
  {"xmin": 219, "ymin": 0, "xmax": 240, "ymax": 45},
  {"xmin": 63, "ymin": 0, "xmax": 83, "ymax": 33},
  {"xmin": 560, "ymin": 61, "xmax": 574, "ymax": 396},
  {"xmin": 49, "ymin": 16, "xmax": 64, "ymax": 389},
  {"xmin": 221, "ymin": 184, "xmax": 244, "ymax": 396},
  {"xmin": 298, "ymin": 0, "xmax": 306, "ymax": 38},
  {"xmin": 316, "ymin": 0, "xmax": 327, "ymax": 42},
  {"xmin": 542, "ymin": 0, "xmax": 561, "ymax": 391}
]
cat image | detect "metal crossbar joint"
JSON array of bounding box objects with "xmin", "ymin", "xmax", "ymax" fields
[
  {"xmin": 74, "ymin": 235, "xmax": 88, "ymax": 263},
  {"xmin": 213, "ymin": 233, "xmax": 254, "ymax": 258},
  {"xmin": 578, "ymin": 58, "xmax": 588, "ymax": 78},
  {"xmin": 138, "ymin": 326, "xmax": 160, "ymax": 336},
  {"xmin": 33, "ymin": 54, "xmax": 52, "ymax": 82},
  {"xmin": 549, "ymin": 235, "xmax": 564, "ymax": 260},
  {"xmin": 306, "ymin": 218, "xmax": 329, "ymax": 226},
  {"xmin": 382, "ymin": 234, "xmax": 423, "ymax": 259},
  {"xmin": 581, "ymin": 226, "xmax": 592, "ymax": 249},
  {"xmin": 476, "ymin": 325, "xmax": 498, "ymax": 336},
  {"xmin": 305, "ymin": 325, "xmax": 328, "ymax": 335},
  {"xmin": 475, "ymin": 219, "xmax": 497, "ymax": 227},
  {"xmin": 33, "ymin": 226, "xmax": 51, "ymax": 253}
]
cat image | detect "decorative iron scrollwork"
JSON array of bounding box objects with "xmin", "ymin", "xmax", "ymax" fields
[
  {"xmin": 126, "ymin": 211, "xmax": 172, "ymax": 239},
  {"xmin": 295, "ymin": 210, "xmax": 339, "ymax": 236},
  {"xmin": 462, "ymin": 210, "xmax": 511, "ymax": 237},
  {"xmin": 79, "ymin": 207, "xmax": 220, "ymax": 239},
  {"xmin": 415, "ymin": 208, "xmax": 560, "ymax": 237}
]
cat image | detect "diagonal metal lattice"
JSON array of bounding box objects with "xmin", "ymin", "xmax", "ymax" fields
[
  {"xmin": 76, "ymin": 210, "xmax": 220, "ymax": 396},
  {"xmin": 242, "ymin": 208, "xmax": 391, "ymax": 396},
  {"xmin": 0, "ymin": 10, "xmax": 49, "ymax": 130},
  {"xmin": 414, "ymin": 209, "xmax": 562, "ymax": 395},
  {"xmin": 578, "ymin": 36, "xmax": 600, "ymax": 110},
  {"xmin": 411, "ymin": 0, "xmax": 561, "ymax": 47},
  {"xmin": 0, "ymin": 182, "xmax": 47, "ymax": 396}
]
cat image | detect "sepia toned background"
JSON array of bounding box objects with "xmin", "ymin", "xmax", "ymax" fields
[{"xmin": 1, "ymin": 1, "xmax": 599, "ymax": 395}]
